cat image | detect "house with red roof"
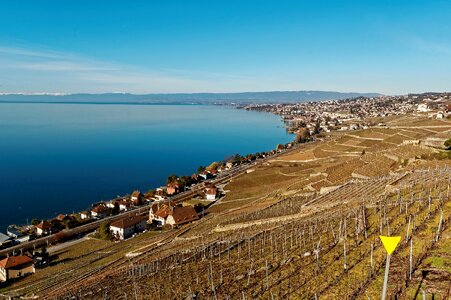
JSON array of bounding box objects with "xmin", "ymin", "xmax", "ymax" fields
[
  {"xmin": 35, "ymin": 220, "xmax": 53, "ymax": 236},
  {"xmin": 149, "ymin": 202, "xmax": 175, "ymax": 226},
  {"xmin": 166, "ymin": 182, "xmax": 180, "ymax": 196},
  {"xmin": 91, "ymin": 204, "xmax": 109, "ymax": 219},
  {"xmin": 55, "ymin": 214, "xmax": 70, "ymax": 222},
  {"xmin": 117, "ymin": 199, "xmax": 132, "ymax": 211},
  {"xmin": 131, "ymin": 190, "xmax": 143, "ymax": 205},
  {"xmin": 166, "ymin": 206, "xmax": 199, "ymax": 227},
  {"xmin": 0, "ymin": 255, "xmax": 35, "ymax": 282},
  {"xmin": 205, "ymin": 187, "xmax": 218, "ymax": 201}
]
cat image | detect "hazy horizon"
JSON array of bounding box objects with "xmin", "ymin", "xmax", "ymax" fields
[{"xmin": 0, "ymin": 90, "xmax": 383, "ymax": 104}]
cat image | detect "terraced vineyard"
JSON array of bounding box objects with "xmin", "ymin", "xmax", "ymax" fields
[
  {"xmin": 38, "ymin": 166, "xmax": 449, "ymax": 300},
  {"xmin": 1, "ymin": 115, "xmax": 449, "ymax": 300}
]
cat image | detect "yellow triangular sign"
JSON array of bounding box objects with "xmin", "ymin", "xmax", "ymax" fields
[{"xmin": 380, "ymin": 236, "xmax": 401, "ymax": 255}]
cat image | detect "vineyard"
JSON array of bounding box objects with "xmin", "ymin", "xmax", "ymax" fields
[
  {"xmin": 1, "ymin": 116, "xmax": 450, "ymax": 299},
  {"xmin": 38, "ymin": 166, "xmax": 450, "ymax": 300}
]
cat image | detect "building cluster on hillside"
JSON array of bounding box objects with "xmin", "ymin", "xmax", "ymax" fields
[{"xmin": 241, "ymin": 93, "xmax": 451, "ymax": 135}]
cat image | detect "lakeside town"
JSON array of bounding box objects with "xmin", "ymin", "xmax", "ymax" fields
[
  {"xmin": 1, "ymin": 93, "xmax": 450, "ymax": 293},
  {"xmin": 240, "ymin": 93, "xmax": 451, "ymax": 136}
]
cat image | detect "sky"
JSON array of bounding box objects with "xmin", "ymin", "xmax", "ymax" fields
[{"xmin": 1, "ymin": 0, "xmax": 450, "ymax": 95}]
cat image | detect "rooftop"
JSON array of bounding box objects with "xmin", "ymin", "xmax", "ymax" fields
[
  {"xmin": 110, "ymin": 215, "xmax": 147, "ymax": 229},
  {"xmin": 0, "ymin": 255, "xmax": 33, "ymax": 269}
]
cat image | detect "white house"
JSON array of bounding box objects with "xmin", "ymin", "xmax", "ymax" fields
[
  {"xmin": 131, "ymin": 190, "xmax": 142, "ymax": 202},
  {"xmin": 109, "ymin": 215, "xmax": 147, "ymax": 240},
  {"xmin": 436, "ymin": 111, "xmax": 445, "ymax": 119},
  {"xmin": 105, "ymin": 201, "xmax": 115, "ymax": 209},
  {"xmin": 35, "ymin": 221, "xmax": 52, "ymax": 236},
  {"xmin": 80, "ymin": 211, "xmax": 91, "ymax": 220},
  {"xmin": 91, "ymin": 205, "xmax": 109, "ymax": 219},
  {"xmin": 149, "ymin": 202, "xmax": 174, "ymax": 226},
  {"xmin": 117, "ymin": 199, "xmax": 131, "ymax": 211},
  {"xmin": 417, "ymin": 103, "xmax": 431, "ymax": 112}
]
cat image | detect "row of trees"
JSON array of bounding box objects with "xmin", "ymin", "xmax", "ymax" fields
[
  {"xmin": 166, "ymin": 174, "xmax": 197, "ymax": 187},
  {"xmin": 31, "ymin": 216, "xmax": 80, "ymax": 230}
]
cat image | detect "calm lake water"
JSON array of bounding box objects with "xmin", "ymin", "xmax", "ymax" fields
[{"xmin": 0, "ymin": 103, "xmax": 292, "ymax": 231}]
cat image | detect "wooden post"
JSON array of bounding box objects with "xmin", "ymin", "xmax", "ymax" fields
[
  {"xmin": 363, "ymin": 205, "xmax": 367, "ymax": 240},
  {"xmin": 370, "ymin": 243, "xmax": 373, "ymax": 275},
  {"xmin": 409, "ymin": 239, "xmax": 413, "ymax": 280},
  {"xmin": 406, "ymin": 215, "xmax": 411, "ymax": 243},
  {"xmin": 436, "ymin": 209, "xmax": 443, "ymax": 242},
  {"xmin": 210, "ymin": 262, "xmax": 217, "ymax": 300},
  {"xmin": 343, "ymin": 238, "xmax": 347, "ymax": 272},
  {"xmin": 265, "ymin": 259, "xmax": 269, "ymax": 290}
]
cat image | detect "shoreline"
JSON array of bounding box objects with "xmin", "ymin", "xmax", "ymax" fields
[
  {"xmin": 0, "ymin": 142, "xmax": 302, "ymax": 257},
  {"xmin": 0, "ymin": 104, "xmax": 295, "ymax": 234},
  {"xmin": 0, "ymin": 101, "xmax": 223, "ymax": 106}
]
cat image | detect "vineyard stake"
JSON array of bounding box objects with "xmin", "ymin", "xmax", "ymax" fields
[
  {"xmin": 409, "ymin": 239, "xmax": 413, "ymax": 280},
  {"xmin": 380, "ymin": 236, "xmax": 401, "ymax": 300}
]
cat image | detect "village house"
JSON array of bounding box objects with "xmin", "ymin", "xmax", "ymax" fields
[
  {"xmin": 131, "ymin": 190, "xmax": 143, "ymax": 204},
  {"xmin": 166, "ymin": 182, "xmax": 180, "ymax": 196},
  {"xmin": 0, "ymin": 255, "xmax": 35, "ymax": 282},
  {"xmin": 199, "ymin": 172, "xmax": 214, "ymax": 180},
  {"xmin": 91, "ymin": 205, "xmax": 109, "ymax": 219},
  {"xmin": 149, "ymin": 202, "xmax": 175, "ymax": 226},
  {"xmin": 117, "ymin": 199, "xmax": 132, "ymax": 211},
  {"xmin": 80, "ymin": 211, "xmax": 91, "ymax": 220},
  {"xmin": 109, "ymin": 215, "xmax": 147, "ymax": 240},
  {"xmin": 55, "ymin": 214, "xmax": 71, "ymax": 222},
  {"xmin": 436, "ymin": 111, "xmax": 445, "ymax": 119},
  {"xmin": 166, "ymin": 206, "xmax": 199, "ymax": 227},
  {"xmin": 205, "ymin": 187, "xmax": 218, "ymax": 201},
  {"xmin": 153, "ymin": 188, "xmax": 167, "ymax": 201},
  {"xmin": 417, "ymin": 103, "xmax": 431, "ymax": 112},
  {"xmin": 35, "ymin": 220, "xmax": 53, "ymax": 236}
]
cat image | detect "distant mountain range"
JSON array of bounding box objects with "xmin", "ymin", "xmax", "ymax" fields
[{"xmin": 0, "ymin": 91, "xmax": 382, "ymax": 104}]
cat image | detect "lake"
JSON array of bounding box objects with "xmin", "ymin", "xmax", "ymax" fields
[{"xmin": 0, "ymin": 103, "xmax": 292, "ymax": 231}]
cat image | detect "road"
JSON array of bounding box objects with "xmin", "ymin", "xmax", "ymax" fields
[
  {"xmin": 0, "ymin": 144, "xmax": 300, "ymax": 257},
  {"xmin": 47, "ymin": 236, "xmax": 89, "ymax": 254}
]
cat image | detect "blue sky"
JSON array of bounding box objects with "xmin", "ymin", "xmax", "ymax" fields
[{"xmin": 1, "ymin": 0, "xmax": 450, "ymax": 94}]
